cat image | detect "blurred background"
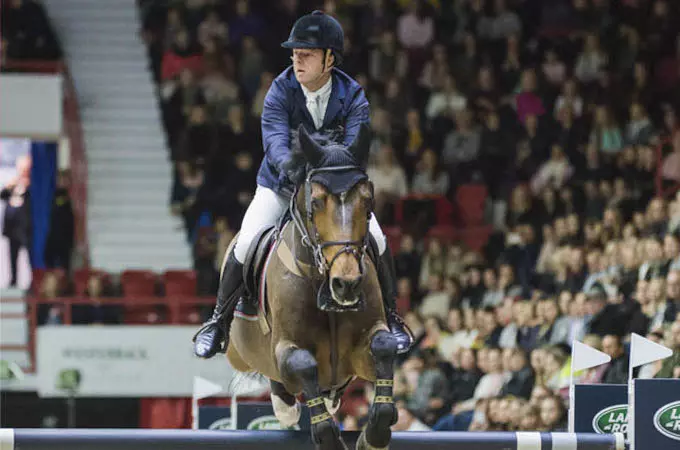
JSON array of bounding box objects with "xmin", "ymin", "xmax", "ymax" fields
[{"xmin": 1, "ymin": 0, "xmax": 679, "ymax": 433}]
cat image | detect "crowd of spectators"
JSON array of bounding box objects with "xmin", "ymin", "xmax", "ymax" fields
[
  {"xmin": 135, "ymin": 0, "xmax": 680, "ymax": 432},
  {"xmin": 1, "ymin": 0, "xmax": 61, "ymax": 63},
  {"xmin": 7, "ymin": 0, "xmax": 680, "ymax": 434}
]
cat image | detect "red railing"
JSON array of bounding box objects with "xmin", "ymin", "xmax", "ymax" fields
[
  {"xmin": 23, "ymin": 296, "xmax": 215, "ymax": 373},
  {"xmin": 3, "ymin": 59, "xmax": 89, "ymax": 265}
]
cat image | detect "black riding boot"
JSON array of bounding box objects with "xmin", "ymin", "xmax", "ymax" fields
[
  {"xmin": 193, "ymin": 250, "xmax": 244, "ymax": 358},
  {"xmin": 376, "ymin": 246, "xmax": 413, "ymax": 354}
]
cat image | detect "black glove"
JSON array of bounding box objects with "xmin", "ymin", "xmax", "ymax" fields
[{"xmin": 280, "ymin": 155, "xmax": 306, "ymax": 187}]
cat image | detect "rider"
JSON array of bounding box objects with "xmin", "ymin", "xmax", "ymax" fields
[{"xmin": 193, "ymin": 10, "xmax": 413, "ymax": 358}]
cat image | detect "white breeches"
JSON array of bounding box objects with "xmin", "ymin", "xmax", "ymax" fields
[{"xmin": 233, "ymin": 185, "xmax": 387, "ymax": 263}]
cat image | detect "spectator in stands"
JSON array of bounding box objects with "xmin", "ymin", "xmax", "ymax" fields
[
  {"xmin": 397, "ymin": 1, "xmax": 434, "ymax": 53},
  {"xmin": 499, "ymin": 348, "xmax": 534, "ymax": 399},
  {"xmin": 574, "ymin": 34, "xmax": 607, "ymax": 85},
  {"xmin": 425, "ymin": 73, "xmax": 467, "ymax": 121},
  {"xmin": 590, "ymin": 105, "xmax": 623, "ymax": 157},
  {"xmin": 44, "ymin": 170, "xmax": 74, "ymax": 273},
  {"xmin": 178, "ymin": 103, "xmax": 215, "ymax": 163},
  {"xmin": 161, "ymin": 28, "xmax": 202, "ymax": 81},
  {"xmin": 198, "ymin": 9, "xmax": 228, "ymax": 48},
  {"xmin": 600, "ymin": 334, "xmax": 629, "ymax": 384},
  {"xmin": 367, "ymin": 145, "xmax": 408, "ymax": 223},
  {"xmin": 370, "ymin": 31, "xmax": 408, "ymax": 83},
  {"xmin": 194, "ymin": 225, "xmax": 218, "ymax": 296},
  {"xmin": 250, "ymin": 71, "xmax": 273, "ymax": 118},
  {"xmin": 1, "ymin": 155, "xmax": 32, "ymax": 287},
  {"xmin": 584, "ymin": 283, "xmax": 625, "ymax": 336},
  {"xmin": 2, "ymin": 0, "xmax": 61, "ymax": 60},
  {"xmin": 239, "ymin": 36, "xmax": 264, "ymax": 101},
  {"xmin": 536, "ymin": 297, "xmax": 571, "ymax": 345},
  {"xmin": 228, "ymin": 0, "xmax": 265, "ymax": 47},
  {"xmin": 73, "ymin": 273, "xmax": 121, "ymax": 325},
  {"xmin": 655, "ymin": 321, "xmax": 680, "ymax": 378},
  {"xmin": 441, "ymin": 109, "xmax": 481, "ymax": 184},
  {"xmin": 402, "ymin": 348, "xmax": 449, "ymax": 424},
  {"xmin": 411, "ymin": 149, "xmax": 449, "ymax": 196},
  {"xmin": 539, "ymin": 395, "xmax": 568, "ymax": 431},
  {"xmin": 393, "ymin": 400, "xmax": 431, "ymax": 431},
  {"xmin": 171, "ymin": 160, "xmax": 206, "ymax": 242}
]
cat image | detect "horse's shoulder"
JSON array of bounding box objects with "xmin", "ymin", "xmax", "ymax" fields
[{"xmin": 273, "ymin": 221, "xmax": 311, "ymax": 278}]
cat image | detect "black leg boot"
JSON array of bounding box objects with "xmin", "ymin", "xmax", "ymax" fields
[
  {"xmin": 193, "ymin": 250, "xmax": 244, "ymax": 358},
  {"xmin": 376, "ymin": 246, "xmax": 413, "ymax": 354}
]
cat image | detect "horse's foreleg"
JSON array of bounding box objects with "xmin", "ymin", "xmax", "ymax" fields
[
  {"xmin": 357, "ymin": 330, "xmax": 398, "ymax": 450},
  {"xmin": 278, "ymin": 345, "xmax": 347, "ymax": 450},
  {"xmin": 270, "ymin": 380, "xmax": 301, "ymax": 428}
]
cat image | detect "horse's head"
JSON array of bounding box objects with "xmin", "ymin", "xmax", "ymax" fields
[{"xmin": 287, "ymin": 124, "xmax": 373, "ymax": 309}]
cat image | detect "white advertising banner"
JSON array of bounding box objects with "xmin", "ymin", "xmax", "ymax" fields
[
  {"xmin": 0, "ymin": 74, "xmax": 63, "ymax": 139},
  {"xmin": 36, "ymin": 326, "xmax": 262, "ymax": 398}
]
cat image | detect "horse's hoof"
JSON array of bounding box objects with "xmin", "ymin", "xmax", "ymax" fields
[
  {"xmin": 324, "ymin": 396, "xmax": 342, "ymax": 416},
  {"xmin": 362, "ymin": 403, "xmax": 395, "ymax": 449},
  {"xmin": 313, "ymin": 419, "xmax": 347, "ymax": 450},
  {"xmin": 271, "ymin": 393, "xmax": 301, "ymax": 428},
  {"xmin": 356, "ymin": 428, "xmax": 388, "ymax": 450}
]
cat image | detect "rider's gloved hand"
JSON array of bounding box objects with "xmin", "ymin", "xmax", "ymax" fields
[{"xmin": 281, "ymin": 156, "xmax": 306, "ymax": 187}]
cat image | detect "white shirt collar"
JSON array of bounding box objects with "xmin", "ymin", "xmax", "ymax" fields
[{"xmin": 300, "ymin": 76, "xmax": 333, "ymax": 102}]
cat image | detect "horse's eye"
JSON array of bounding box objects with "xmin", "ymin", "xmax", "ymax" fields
[{"xmin": 312, "ymin": 197, "xmax": 325, "ymax": 211}]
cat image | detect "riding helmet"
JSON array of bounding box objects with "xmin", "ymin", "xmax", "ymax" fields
[{"xmin": 281, "ymin": 10, "xmax": 344, "ymax": 64}]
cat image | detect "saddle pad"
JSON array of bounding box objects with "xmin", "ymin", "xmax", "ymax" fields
[{"xmin": 234, "ymin": 227, "xmax": 279, "ymax": 322}]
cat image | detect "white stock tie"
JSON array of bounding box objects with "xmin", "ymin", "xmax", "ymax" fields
[{"xmin": 310, "ymin": 95, "xmax": 323, "ymax": 130}]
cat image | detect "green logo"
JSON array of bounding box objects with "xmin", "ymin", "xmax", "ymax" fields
[
  {"xmin": 247, "ymin": 415, "xmax": 300, "ymax": 431},
  {"xmin": 208, "ymin": 418, "xmax": 232, "ymax": 430},
  {"xmin": 653, "ymin": 401, "xmax": 680, "ymax": 441},
  {"xmin": 593, "ymin": 404, "xmax": 628, "ymax": 434}
]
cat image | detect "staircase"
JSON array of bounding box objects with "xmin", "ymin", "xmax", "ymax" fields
[{"xmin": 43, "ymin": 0, "xmax": 191, "ymax": 272}]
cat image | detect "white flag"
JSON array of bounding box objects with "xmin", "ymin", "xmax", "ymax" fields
[
  {"xmin": 572, "ymin": 340, "xmax": 611, "ymax": 372},
  {"xmin": 193, "ymin": 376, "xmax": 222, "ymax": 400},
  {"xmin": 629, "ymin": 333, "xmax": 673, "ymax": 369}
]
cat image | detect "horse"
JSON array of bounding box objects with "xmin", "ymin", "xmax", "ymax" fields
[{"xmin": 224, "ymin": 124, "xmax": 398, "ymax": 450}]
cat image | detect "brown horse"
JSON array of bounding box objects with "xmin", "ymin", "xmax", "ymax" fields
[{"xmin": 225, "ymin": 125, "xmax": 398, "ymax": 450}]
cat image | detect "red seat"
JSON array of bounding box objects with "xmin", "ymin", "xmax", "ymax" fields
[
  {"xmin": 120, "ymin": 270, "xmax": 162, "ymax": 323},
  {"xmin": 425, "ymin": 225, "xmax": 457, "ymax": 245},
  {"xmin": 458, "ymin": 226, "xmax": 493, "ymax": 252},
  {"xmin": 455, "ymin": 184, "xmax": 488, "ymax": 227},
  {"xmin": 163, "ymin": 270, "xmax": 197, "ymax": 296},
  {"xmin": 383, "ymin": 226, "xmax": 402, "ymax": 252},
  {"xmin": 120, "ymin": 270, "xmax": 158, "ymax": 297},
  {"xmin": 30, "ymin": 268, "xmax": 47, "ymax": 295}
]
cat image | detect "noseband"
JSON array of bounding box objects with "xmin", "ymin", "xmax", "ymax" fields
[{"xmin": 289, "ymin": 165, "xmax": 372, "ymax": 277}]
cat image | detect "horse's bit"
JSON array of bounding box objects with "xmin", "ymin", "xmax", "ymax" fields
[{"xmin": 289, "ymin": 165, "xmax": 372, "ymax": 278}]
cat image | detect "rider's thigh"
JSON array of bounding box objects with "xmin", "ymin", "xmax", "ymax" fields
[{"xmin": 234, "ymin": 186, "xmax": 288, "ymax": 263}]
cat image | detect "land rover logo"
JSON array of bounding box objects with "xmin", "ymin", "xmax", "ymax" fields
[
  {"xmin": 653, "ymin": 400, "xmax": 680, "ymax": 441},
  {"xmin": 208, "ymin": 418, "xmax": 232, "ymax": 430},
  {"xmin": 247, "ymin": 415, "xmax": 301, "ymax": 431},
  {"xmin": 592, "ymin": 404, "xmax": 628, "ymax": 434}
]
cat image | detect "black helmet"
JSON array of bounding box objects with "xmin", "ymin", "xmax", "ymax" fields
[{"xmin": 281, "ymin": 10, "xmax": 344, "ymax": 64}]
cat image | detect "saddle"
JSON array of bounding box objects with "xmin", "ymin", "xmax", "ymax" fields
[{"xmin": 234, "ymin": 211, "xmax": 291, "ymax": 321}]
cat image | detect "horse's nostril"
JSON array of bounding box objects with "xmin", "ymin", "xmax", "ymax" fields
[
  {"xmin": 331, "ymin": 277, "xmax": 362, "ymax": 297},
  {"xmin": 332, "ymin": 277, "xmax": 344, "ymax": 294}
]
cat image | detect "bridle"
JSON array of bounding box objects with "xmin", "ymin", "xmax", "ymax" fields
[{"xmin": 289, "ymin": 165, "xmax": 373, "ymax": 278}]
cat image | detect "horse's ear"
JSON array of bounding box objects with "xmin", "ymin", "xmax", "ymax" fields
[
  {"xmin": 349, "ymin": 123, "xmax": 372, "ymax": 166},
  {"xmin": 297, "ymin": 124, "xmax": 324, "ymax": 167}
]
